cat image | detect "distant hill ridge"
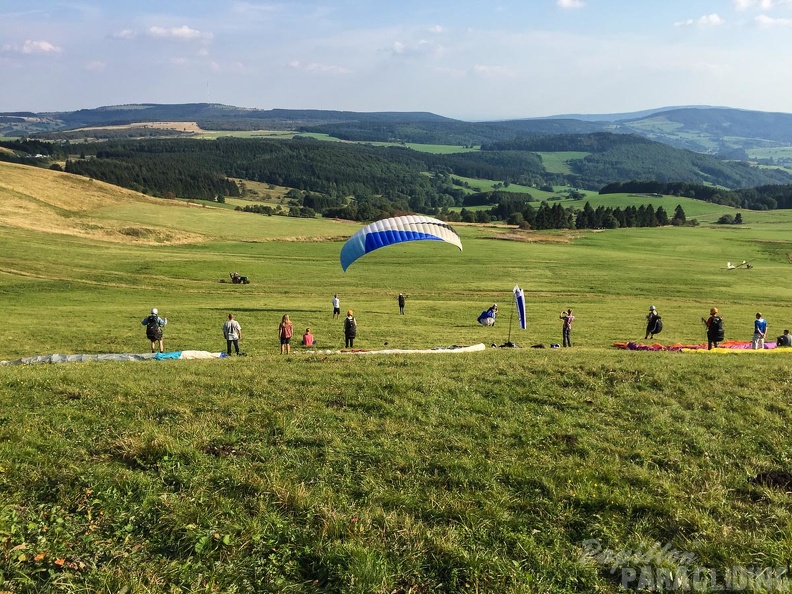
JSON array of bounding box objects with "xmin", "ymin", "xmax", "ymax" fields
[{"xmin": 4, "ymin": 102, "xmax": 792, "ymax": 158}]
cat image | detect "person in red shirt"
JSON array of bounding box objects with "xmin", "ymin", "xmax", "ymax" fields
[{"xmin": 302, "ymin": 327, "xmax": 314, "ymax": 347}]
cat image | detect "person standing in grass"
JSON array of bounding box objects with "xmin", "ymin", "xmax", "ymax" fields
[
  {"xmin": 752, "ymin": 312, "xmax": 767, "ymax": 350},
  {"xmin": 560, "ymin": 308, "xmax": 574, "ymax": 347},
  {"xmin": 222, "ymin": 313, "xmax": 242, "ymax": 356},
  {"xmin": 704, "ymin": 307, "xmax": 724, "ymax": 350},
  {"xmin": 397, "ymin": 293, "xmax": 408, "ymax": 315},
  {"xmin": 278, "ymin": 314, "xmax": 293, "ymax": 354},
  {"xmin": 142, "ymin": 308, "xmax": 167, "ymax": 353},
  {"xmin": 332, "ymin": 294, "xmax": 341, "ymax": 319},
  {"xmin": 344, "ymin": 310, "xmax": 357, "ymax": 349},
  {"xmin": 645, "ymin": 305, "xmax": 661, "ymax": 341}
]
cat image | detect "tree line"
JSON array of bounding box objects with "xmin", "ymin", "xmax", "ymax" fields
[
  {"xmin": 449, "ymin": 201, "xmax": 688, "ymax": 230},
  {"xmin": 600, "ymin": 180, "xmax": 792, "ymax": 210}
]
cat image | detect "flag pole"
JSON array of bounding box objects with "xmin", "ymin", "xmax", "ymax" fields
[{"xmin": 507, "ymin": 291, "xmax": 515, "ymax": 344}]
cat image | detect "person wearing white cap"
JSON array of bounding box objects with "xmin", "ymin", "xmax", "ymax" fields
[
  {"xmin": 645, "ymin": 305, "xmax": 661, "ymax": 341},
  {"xmin": 141, "ymin": 307, "xmax": 168, "ymax": 353}
]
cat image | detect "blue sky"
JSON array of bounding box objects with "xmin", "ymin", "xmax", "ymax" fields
[{"xmin": 1, "ymin": 0, "xmax": 791, "ymax": 120}]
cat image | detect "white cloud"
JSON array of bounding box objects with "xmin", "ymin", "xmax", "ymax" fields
[
  {"xmin": 472, "ymin": 64, "xmax": 516, "ymax": 78},
  {"xmin": 700, "ymin": 13, "xmax": 725, "ymax": 26},
  {"xmin": 1, "ymin": 39, "xmax": 63, "ymax": 54},
  {"xmin": 171, "ymin": 57, "xmax": 189, "ymax": 65},
  {"xmin": 674, "ymin": 14, "xmax": 725, "ymax": 27},
  {"xmin": 557, "ymin": 0, "xmax": 585, "ymax": 8},
  {"xmin": 85, "ymin": 61, "xmax": 106, "ymax": 71},
  {"xmin": 429, "ymin": 25, "xmax": 445, "ymax": 34},
  {"xmin": 211, "ymin": 61, "xmax": 249, "ymax": 74},
  {"xmin": 148, "ymin": 25, "xmax": 213, "ymax": 42},
  {"xmin": 734, "ymin": 0, "xmax": 787, "ymax": 9},
  {"xmin": 112, "ymin": 29, "xmax": 137, "ymax": 40},
  {"xmin": 288, "ymin": 60, "xmax": 352, "ymax": 74},
  {"xmin": 388, "ymin": 38, "xmax": 443, "ymax": 59},
  {"xmin": 755, "ymin": 13, "xmax": 792, "ymax": 25}
]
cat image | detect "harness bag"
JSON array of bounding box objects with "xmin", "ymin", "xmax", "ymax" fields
[
  {"xmin": 710, "ymin": 316, "xmax": 725, "ymax": 342},
  {"xmin": 344, "ymin": 317, "xmax": 357, "ymax": 338},
  {"xmin": 652, "ymin": 317, "xmax": 663, "ymax": 335},
  {"xmin": 146, "ymin": 316, "xmax": 162, "ymax": 340}
]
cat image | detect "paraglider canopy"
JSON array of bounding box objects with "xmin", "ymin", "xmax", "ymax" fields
[{"xmin": 340, "ymin": 215, "xmax": 463, "ymax": 271}]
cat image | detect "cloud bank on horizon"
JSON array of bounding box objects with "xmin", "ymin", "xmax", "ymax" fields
[{"xmin": 1, "ymin": 0, "xmax": 791, "ymax": 120}]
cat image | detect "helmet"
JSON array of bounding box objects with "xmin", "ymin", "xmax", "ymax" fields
[
  {"xmin": 649, "ymin": 305, "xmax": 656, "ymax": 310},
  {"xmin": 151, "ymin": 308, "xmax": 158, "ymax": 315},
  {"xmin": 710, "ymin": 307, "xmax": 718, "ymax": 314}
]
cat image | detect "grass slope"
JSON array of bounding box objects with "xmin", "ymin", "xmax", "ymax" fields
[{"xmin": 1, "ymin": 162, "xmax": 792, "ymax": 592}]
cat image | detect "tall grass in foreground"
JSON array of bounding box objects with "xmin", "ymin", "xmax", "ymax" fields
[
  {"xmin": 2, "ymin": 163, "xmax": 792, "ymax": 591},
  {"xmin": 1, "ymin": 351, "xmax": 790, "ymax": 592}
]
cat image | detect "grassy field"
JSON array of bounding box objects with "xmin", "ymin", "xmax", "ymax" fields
[
  {"xmin": 536, "ymin": 152, "xmax": 590, "ymax": 175},
  {"xmin": 1, "ymin": 162, "xmax": 792, "ymax": 592},
  {"xmin": 449, "ymin": 176, "xmax": 594, "ymax": 202}
]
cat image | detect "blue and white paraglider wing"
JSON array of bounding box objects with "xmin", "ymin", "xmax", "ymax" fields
[{"xmin": 340, "ymin": 215, "xmax": 463, "ymax": 271}]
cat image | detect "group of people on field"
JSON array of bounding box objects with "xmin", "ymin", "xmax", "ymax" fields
[
  {"xmin": 551, "ymin": 305, "xmax": 790, "ymax": 350},
  {"xmin": 141, "ymin": 309, "xmax": 245, "ymax": 356},
  {"xmin": 647, "ymin": 306, "xmax": 788, "ymax": 350},
  {"xmin": 141, "ymin": 291, "xmax": 414, "ymax": 355},
  {"xmin": 142, "ymin": 298, "xmax": 792, "ymax": 355}
]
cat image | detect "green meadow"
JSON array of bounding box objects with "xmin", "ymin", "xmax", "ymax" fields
[
  {"xmin": 1, "ymin": 163, "xmax": 792, "ymax": 592},
  {"xmin": 536, "ymin": 152, "xmax": 590, "ymax": 175}
]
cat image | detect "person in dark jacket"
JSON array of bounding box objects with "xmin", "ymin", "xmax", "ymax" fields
[
  {"xmin": 704, "ymin": 307, "xmax": 724, "ymax": 350},
  {"xmin": 397, "ymin": 293, "xmax": 408, "ymax": 315},
  {"xmin": 142, "ymin": 307, "xmax": 168, "ymax": 353},
  {"xmin": 344, "ymin": 310, "xmax": 357, "ymax": 348},
  {"xmin": 645, "ymin": 305, "xmax": 661, "ymax": 340}
]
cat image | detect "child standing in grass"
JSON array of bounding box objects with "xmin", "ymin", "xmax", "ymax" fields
[
  {"xmin": 278, "ymin": 314, "xmax": 293, "ymax": 354},
  {"xmin": 344, "ymin": 310, "xmax": 357, "ymax": 349},
  {"xmin": 704, "ymin": 308, "xmax": 724, "ymax": 350}
]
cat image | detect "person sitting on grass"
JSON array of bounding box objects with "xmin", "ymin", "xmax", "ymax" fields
[
  {"xmin": 302, "ymin": 327, "xmax": 314, "ymax": 347},
  {"xmin": 777, "ymin": 329, "xmax": 792, "ymax": 347}
]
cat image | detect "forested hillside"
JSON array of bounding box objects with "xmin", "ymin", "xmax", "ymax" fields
[
  {"xmin": 6, "ymin": 130, "xmax": 792, "ymax": 222},
  {"xmin": 484, "ymin": 134, "xmax": 792, "ymax": 188},
  {"xmin": 601, "ymin": 180, "xmax": 792, "ymax": 210},
  {"xmin": 58, "ymin": 133, "xmax": 790, "ymax": 197}
]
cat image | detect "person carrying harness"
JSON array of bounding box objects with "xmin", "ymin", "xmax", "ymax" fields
[{"xmin": 142, "ymin": 308, "xmax": 168, "ymax": 353}]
